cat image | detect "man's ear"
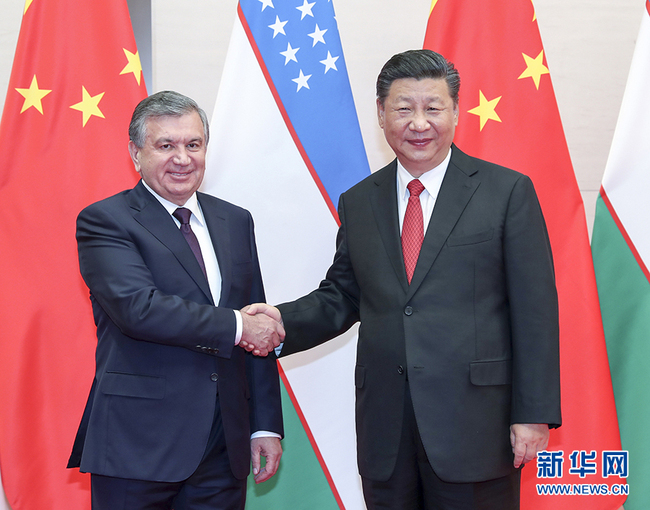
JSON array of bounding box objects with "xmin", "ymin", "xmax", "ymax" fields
[
  {"xmin": 376, "ymin": 98, "xmax": 385, "ymax": 129},
  {"xmin": 127, "ymin": 141, "xmax": 142, "ymax": 174}
]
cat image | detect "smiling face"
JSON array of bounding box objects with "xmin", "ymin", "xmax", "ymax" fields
[
  {"xmin": 128, "ymin": 111, "xmax": 206, "ymax": 205},
  {"xmin": 377, "ymin": 77, "xmax": 459, "ymax": 177}
]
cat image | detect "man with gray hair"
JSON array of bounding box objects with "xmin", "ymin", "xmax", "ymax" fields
[
  {"xmin": 68, "ymin": 91, "xmax": 284, "ymax": 509},
  {"xmin": 247, "ymin": 49, "xmax": 561, "ymax": 509}
]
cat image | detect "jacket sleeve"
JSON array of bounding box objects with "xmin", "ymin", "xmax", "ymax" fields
[
  {"xmin": 76, "ymin": 201, "xmax": 237, "ymax": 358},
  {"xmin": 504, "ymin": 175, "xmax": 561, "ymax": 428}
]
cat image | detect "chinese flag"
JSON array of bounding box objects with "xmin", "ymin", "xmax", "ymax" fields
[
  {"xmin": 0, "ymin": 1, "xmax": 147, "ymax": 509},
  {"xmin": 425, "ymin": 1, "xmax": 625, "ymax": 509}
]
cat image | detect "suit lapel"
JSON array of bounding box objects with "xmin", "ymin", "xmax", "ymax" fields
[
  {"xmin": 198, "ymin": 193, "xmax": 232, "ymax": 307},
  {"xmin": 369, "ymin": 161, "xmax": 410, "ymax": 294},
  {"xmin": 127, "ymin": 182, "xmax": 214, "ymax": 303},
  {"xmin": 407, "ymin": 147, "xmax": 480, "ymax": 298}
]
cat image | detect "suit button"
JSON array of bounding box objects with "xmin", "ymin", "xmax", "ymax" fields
[
  {"xmin": 211, "ymin": 373, "xmax": 219, "ymax": 382},
  {"xmin": 404, "ymin": 306, "xmax": 413, "ymax": 316},
  {"xmin": 397, "ymin": 365, "xmax": 405, "ymax": 375}
]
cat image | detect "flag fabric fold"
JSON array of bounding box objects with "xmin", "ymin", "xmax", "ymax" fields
[
  {"xmin": 424, "ymin": 1, "xmax": 624, "ymax": 509},
  {"xmin": 0, "ymin": 1, "xmax": 147, "ymax": 509},
  {"xmin": 592, "ymin": 2, "xmax": 650, "ymax": 509},
  {"xmin": 202, "ymin": 1, "xmax": 369, "ymax": 508}
]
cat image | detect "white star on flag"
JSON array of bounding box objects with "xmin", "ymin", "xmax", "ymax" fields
[
  {"xmin": 259, "ymin": 0, "xmax": 274, "ymax": 11},
  {"xmin": 296, "ymin": 0, "xmax": 316, "ymax": 20},
  {"xmin": 292, "ymin": 69, "xmax": 312, "ymax": 91},
  {"xmin": 280, "ymin": 42, "xmax": 300, "ymax": 65},
  {"xmin": 320, "ymin": 51, "xmax": 339, "ymax": 73},
  {"xmin": 308, "ymin": 24, "xmax": 327, "ymax": 46},
  {"xmin": 268, "ymin": 16, "xmax": 288, "ymax": 38}
]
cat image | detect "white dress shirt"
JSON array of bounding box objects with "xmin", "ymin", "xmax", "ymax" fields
[{"xmin": 396, "ymin": 147, "xmax": 452, "ymax": 234}]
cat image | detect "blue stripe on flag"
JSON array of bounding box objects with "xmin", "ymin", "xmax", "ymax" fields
[{"xmin": 240, "ymin": 0, "xmax": 370, "ymax": 212}]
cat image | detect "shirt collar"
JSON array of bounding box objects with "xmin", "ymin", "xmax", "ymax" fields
[
  {"xmin": 141, "ymin": 180, "xmax": 205, "ymax": 227},
  {"xmin": 397, "ymin": 147, "xmax": 452, "ymax": 199}
]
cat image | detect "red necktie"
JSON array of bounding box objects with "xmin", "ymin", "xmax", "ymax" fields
[
  {"xmin": 402, "ymin": 179, "xmax": 425, "ymax": 284},
  {"xmin": 173, "ymin": 207, "xmax": 207, "ymax": 279}
]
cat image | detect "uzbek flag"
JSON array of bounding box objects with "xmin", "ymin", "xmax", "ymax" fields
[
  {"xmin": 0, "ymin": 1, "xmax": 147, "ymax": 509},
  {"xmin": 424, "ymin": 1, "xmax": 624, "ymax": 508},
  {"xmin": 202, "ymin": 0, "xmax": 369, "ymax": 508},
  {"xmin": 592, "ymin": 2, "xmax": 650, "ymax": 509}
]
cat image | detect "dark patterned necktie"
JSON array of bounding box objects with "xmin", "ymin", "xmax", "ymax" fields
[{"xmin": 173, "ymin": 207, "xmax": 207, "ymax": 279}]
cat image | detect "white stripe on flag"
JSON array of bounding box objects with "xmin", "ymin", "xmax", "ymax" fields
[{"xmin": 601, "ymin": 7, "xmax": 650, "ymax": 268}]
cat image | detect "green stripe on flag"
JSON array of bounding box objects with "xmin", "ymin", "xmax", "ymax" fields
[
  {"xmin": 245, "ymin": 379, "xmax": 340, "ymax": 509},
  {"xmin": 592, "ymin": 195, "xmax": 650, "ymax": 509}
]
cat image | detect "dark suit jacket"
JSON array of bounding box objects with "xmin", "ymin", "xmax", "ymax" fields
[
  {"xmin": 278, "ymin": 146, "xmax": 561, "ymax": 483},
  {"xmin": 68, "ymin": 181, "xmax": 283, "ymax": 482}
]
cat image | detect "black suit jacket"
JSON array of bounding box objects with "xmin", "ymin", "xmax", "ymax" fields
[
  {"xmin": 279, "ymin": 146, "xmax": 561, "ymax": 483},
  {"xmin": 68, "ymin": 181, "xmax": 283, "ymax": 482}
]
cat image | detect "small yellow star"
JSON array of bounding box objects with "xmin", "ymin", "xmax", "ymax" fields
[
  {"xmin": 468, "ymin": 90, "xmax": 502, "ymax": 131},
  {"xmin": 24, "ymin": 0, "xmax": 34, "ymax": 14},
  {"xmin": 15, "ymin": 75, "xmax": 52, "ymax": 114},
  {"xmin": 70, "ymin": 86, "xmax": 105, "ymax": 126},
  {"xmin": 518, "ymin": 50, "xmax": 549, "ymax": 90},
  {"xmin": 120, "ymin": 48, "xmax": 143, "ymax": 85}
]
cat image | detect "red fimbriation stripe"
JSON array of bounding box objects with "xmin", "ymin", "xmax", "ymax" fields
[
  {"xmin": 237, "ymin": 3, "xmax": 341, "ymax": 227},
  {"xmin": 276, "ymin": 362, "xmax": 346, "ymax": 509},
  {"xmin": 600, "ymin": 186, "xmax": 650, "ymax": 285}
]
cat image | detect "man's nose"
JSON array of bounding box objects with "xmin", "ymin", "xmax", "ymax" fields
[
  {"xmin": 410, "ymin": 111, "xmax": 429, "ymax": 131},
  {"xmin": 173, "ymin": 148, "xmax": 191, "ymax": 165}
]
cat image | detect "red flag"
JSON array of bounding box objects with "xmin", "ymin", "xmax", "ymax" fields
[
  {"xmin": 425, "ymin": 1, "xmax": 624, "ymax": 508},
  {"xmin": 0, "ymin": 1, "xmax": 147, "ymax": 508}
]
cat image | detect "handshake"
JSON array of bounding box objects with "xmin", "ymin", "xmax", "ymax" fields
[{"xmin": 238, "ymin": 303, "xmax": 284, "ymax": 357}]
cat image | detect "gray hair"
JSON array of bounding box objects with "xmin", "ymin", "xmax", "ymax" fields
[
  {"xmin": 376, "ymin": 49, "xmax": 460, "ymax": 106},
  {"xmin": 128, "ymin": 90, "xmax": 210, "ymax": 148}
]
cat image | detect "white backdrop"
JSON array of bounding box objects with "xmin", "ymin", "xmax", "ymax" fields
[{"xmin": 0, "ymin": 0, "xmax": 645, "ymax": 233}]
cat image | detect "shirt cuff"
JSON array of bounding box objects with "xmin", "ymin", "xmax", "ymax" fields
[
  {"xmin": 251, "ymin": 431, "xmax": 282, "ymax": 439},
  {"xmin": 234, "ymin": 310, "xmax": 243, "ymax": 345}
]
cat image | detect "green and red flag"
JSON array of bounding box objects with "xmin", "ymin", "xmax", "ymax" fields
[{"xmin": 592, "ymin": 2, "xmax": 650, "ymax": 509}]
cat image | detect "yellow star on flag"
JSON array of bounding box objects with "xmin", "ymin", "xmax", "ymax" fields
[
  {"xmin": 70, "ymin": 86, "xmax": 105, "ymax": 126},
  {"xmin": 468, "ymin": 90, "xmax": 502, "ymax": 131},
  {"xmin": 518, "ymin": 50, "xmax": 549, "ymax": 90},
  {"xmin": 24, "ymin": 0, "xmax": 34, "ymax": 14},
  {"xmin": 16, "ymin": 75, "xmax": 52, "ymax": 114},
  {"xmin": 120, "ymin": 48, "xmax": 143, "ymax": 85}
]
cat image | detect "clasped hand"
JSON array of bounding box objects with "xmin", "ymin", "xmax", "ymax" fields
[{"xmin": 239, "ymin": 303, "xmax": 284, "ymax": 356}]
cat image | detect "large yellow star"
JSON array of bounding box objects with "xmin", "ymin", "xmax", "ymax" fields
[
  {"xmin": 15, "ymin": 75, "xmax": 52, "ymax": 114},
  {"xmin": 518, "ymin": 50, "xmax": 549, "ymax": 90},
  {"xmin": 70, "ymin": 86, "xmax": 105, "ymax": 126},
  {"xmin": 120, "ymin": 48, "xmax": 143, "ymax": 85},
  {"xmin": 468, "ymin": 90, "xmax": 502, "ymax": 131}
]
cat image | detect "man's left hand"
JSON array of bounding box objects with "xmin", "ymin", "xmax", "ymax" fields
[
  {"xmin": 510, "ymin": 423, "xmax": 549, "ymax": 468},
  {"xmin": 251, "ymin": 437, "xmax": 282, "ymax": 483}
]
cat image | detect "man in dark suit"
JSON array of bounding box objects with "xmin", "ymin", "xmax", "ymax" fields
[
  {"xmin": 245, "ymin": 50, "xmax": 561, "ymax": 509},
  {"xmin": 68, "ymin": 91, "xmax": 284, "ymax": 510}
]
